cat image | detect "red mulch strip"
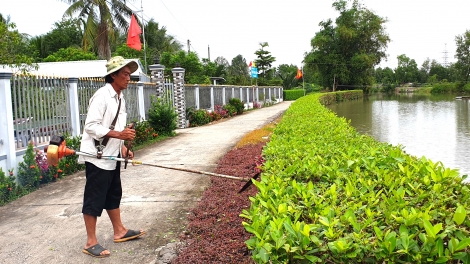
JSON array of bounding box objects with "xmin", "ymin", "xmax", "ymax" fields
[{"xmin": 172, "ymin": 142, "xmax": 264, "ymax": 264}]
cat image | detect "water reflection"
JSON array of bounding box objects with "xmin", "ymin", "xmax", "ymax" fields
[{"xmin": 327, "ymin": 93, "xmax": 470, "ymax": 178}]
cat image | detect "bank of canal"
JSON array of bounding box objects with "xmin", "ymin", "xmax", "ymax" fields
[{"xmin": 327, "ymin": 93, "xmax": 470, "ymax": 179}]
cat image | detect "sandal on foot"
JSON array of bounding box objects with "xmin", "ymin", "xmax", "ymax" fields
[
  {"xmin": 82, "ymin": 244, "xmax": 110, "ymax": 258},
  {"xmin": 114, "ymin": 229, "xmax": 146, "ymax": 243}
]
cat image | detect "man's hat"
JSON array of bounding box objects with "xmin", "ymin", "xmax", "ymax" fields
[{"xmin": 105, "ymin": 56, "xmax": 138, "ymax": 76}]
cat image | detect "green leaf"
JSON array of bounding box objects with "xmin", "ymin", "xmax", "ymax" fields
[
  {"xmin": 453, "ymin": 205, "xmax": 467, "ymax": 225},
  {"xmin": 423, "ymin": 220, "xmax": 442, "ymax": 239},
  {"xmin": 456, "ymin": 238, "xmax": 470, "ymax": 252}
]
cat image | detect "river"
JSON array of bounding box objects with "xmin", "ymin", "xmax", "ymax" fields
[{"xmin": 327, "ymin": 93, "xmax": 470, "ymax": 178}]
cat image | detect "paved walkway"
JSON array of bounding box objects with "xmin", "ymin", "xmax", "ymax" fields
[{"xmin": 0, "ymin": 101, "xmax": 293, "ymax": 264}]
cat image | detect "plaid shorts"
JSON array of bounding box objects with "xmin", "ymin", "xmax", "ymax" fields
[{"xmin": 82, "ymin": 161, "xmax": 122, "ymax": 217}]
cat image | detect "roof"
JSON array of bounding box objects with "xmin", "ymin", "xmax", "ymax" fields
[
  {"xmin": 34, "ymin": 59, "xmax": 146, "ymax": 78},
  {"xmin": 1, "ymin": 59, "xmax": 147, "ymax": 79}
]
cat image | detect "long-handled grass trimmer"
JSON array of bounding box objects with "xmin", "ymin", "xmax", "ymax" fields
[{"xmin": 45, "ymin": 136, "xmax": 259, "ymax": 193}]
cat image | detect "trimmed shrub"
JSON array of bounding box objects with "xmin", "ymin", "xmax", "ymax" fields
[
  {"xmin": 242, "ymin": 91, "xmax": 470, "ymax": 263},
  {"xmin": 283, "ymin": 89, "xmax": 305, "ymax": 100}
]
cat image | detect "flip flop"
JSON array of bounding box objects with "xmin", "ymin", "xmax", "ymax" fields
[
  {"xmin": 114, "ymin": 229, "xmax": 146, "ymax": 243},
  {"xmin": 82, "ymin": 244, "xmax": 110, "ymax": 258}
]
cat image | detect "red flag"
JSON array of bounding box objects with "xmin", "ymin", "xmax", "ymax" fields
[
  {"xmin": 127, "ymin": 14, "xmax": 142, "ymax": 50},
  {"xmin": 248, "ymin": 61, "xmax": 252, "ymax": 67},
  {"xmin": 295, "ymin": 68, "xmax": 303, "ymax": 79}
]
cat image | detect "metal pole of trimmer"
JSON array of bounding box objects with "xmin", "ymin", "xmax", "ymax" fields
[{"xmin": 46, "ymin": 136, "xmax": 259, "ymax": 189}]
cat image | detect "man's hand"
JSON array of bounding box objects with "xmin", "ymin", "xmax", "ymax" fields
[
  {"xmin": 122, "ymin": 146, "xmax": 134, "ymax": 160},
  {"xmin": 119, "ymin": 126, "xmax": 135, "ymax": 141}
]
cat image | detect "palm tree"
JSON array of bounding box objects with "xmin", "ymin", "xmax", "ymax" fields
[
  {"xmin": 61, "ymin": 0, "xmax": 135, "ymax": 60},
  {"xmin": 145, "ymin": 19, "xmax": 182, "ymax": 56}
]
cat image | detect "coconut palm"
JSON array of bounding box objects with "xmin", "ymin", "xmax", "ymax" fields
[{"xmin": 61, "ymin": 0, "xmax": 135, "ymax": 60}]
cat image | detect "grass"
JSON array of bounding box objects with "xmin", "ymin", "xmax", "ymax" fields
[{"xmin": 235, "ymin": 117, "xmax": 280, "ymax": 148}]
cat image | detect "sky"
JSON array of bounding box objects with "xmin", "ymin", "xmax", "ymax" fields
[{"xmin": 2, "ymin": 0, "xmax": 469, "ymax": 70}]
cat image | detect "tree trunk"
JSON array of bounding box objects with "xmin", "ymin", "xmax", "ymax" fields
[{"xmin": 97, "ymin": 22, "xmax": 111, "ymax": 60}]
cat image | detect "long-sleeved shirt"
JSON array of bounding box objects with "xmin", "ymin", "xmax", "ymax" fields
[{"xmin": 78, "ymin": 83, "xmax": 127, "ymax": 170}]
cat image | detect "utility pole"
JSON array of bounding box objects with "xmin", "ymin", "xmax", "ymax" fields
[
  {"xmin": 140, "ymin": 0, "xmax": 147, "ymax": 73},
  {"xmin": 208, "ymin": 45, "xmax": 210, "ymax": 61},
  {"xmin": 442, "ymin": 43, "xmax": 449, "ymax": 67},
  {"xmin": 187, "ymin": 40, "xmax": 190, "ymax": 53}
]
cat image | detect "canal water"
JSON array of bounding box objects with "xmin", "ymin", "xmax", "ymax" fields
[{"xmin": 327, "ymin": 93, "xmax": 470, "ymax": 178}]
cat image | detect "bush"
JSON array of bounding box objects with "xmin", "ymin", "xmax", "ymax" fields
[
  {"xmin": 283, "ymin": 89, "xmax": 305, "ymax": 100},
  {"xmin": 148, "ymin": 96, "xmax": 178, "ymax": 136},
  {"xmin": 463, "ymin": 82, "xmax": 470, "ymax": 93},
  {"xmin": 431, "ymin": 82, "xmax": 456, "ymax": 94},
  {"xmin": 133, "ymin": 120, "xmax": 158, "ymax": 146},
  {"xmin": 223, "ymin": 104, "xmax": 237, "ymax": 116},
  {"xmin": 187, "ymin": 108, "xmax": 211, "ymax": 127},
  {"xmin": 242, "ymin": 91, "xmax": 470, "ymax": 263},
  {"xmin": 56, "ymin": 133, "xmax": 84, "ymax": 177},
  {"xmin": 17, "ymin": 143, "xmax": 41, "ymax": 190},
  {"xmin": 228, "ymin": 98, "xmax": 244, "ymax": 115},
  {"xmin": 0, "ymin": 168, "xmax": 19, "ymax": 205}
]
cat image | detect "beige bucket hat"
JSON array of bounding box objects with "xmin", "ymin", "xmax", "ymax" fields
[{"xmin": 105, "ymin": 56, "xmax": 138, "ymax": 76}]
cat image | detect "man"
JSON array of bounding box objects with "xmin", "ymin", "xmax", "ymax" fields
[{"xmin": 79, "ymin": 56, "xmax": 145, "ymax": 258}]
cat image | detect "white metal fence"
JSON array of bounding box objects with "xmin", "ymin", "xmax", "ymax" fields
[{"xmin": 0, "ymin": 70, "xmax": 282, "ymax": 177}]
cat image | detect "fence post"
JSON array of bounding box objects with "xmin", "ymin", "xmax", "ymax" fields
[
  {"xmin": 246, "ymin": 87, "xmax": 250, "ymax": 109},
  {"xmin": 232, "ymin": 87, "xmax": 234, "ymax": 101},
  {"xmin": 137, "ymin": 81, "xmax": 145, "ymax": 121},
  {"xmin": 239, "ymin": 87, "xmax": 243, "ymax": 102},
  {"xmin": 67, "ymin": 77, "xmax": 81, "ymax": 137},
  {"xmin": 222, "ymin": 87, "xmax": 226, "ymax": 105},
  {"xmin": 269, "ymin": 87, "xmax": 272, "ymax": 102},
  {"xmin": 0, "ymin": 71, "xmax": 16, "ymax": 173},
  {"xmin": 256, "ymin": 87, "xmax": 259, "ymax": 103},
  {"xmin": 210, "ymin": 86, "xmax": 214, "ymax": 111},
  {"xmin": 195, "ymin": 84, "xmax": 200, "ymax": 110},
  {"xmin": 172, "ymin": 66, "xmax": 187, "ymax": 128},
  {"xmin": 149, "ymin": 59, "xmax": 165, "ymax": 99}
]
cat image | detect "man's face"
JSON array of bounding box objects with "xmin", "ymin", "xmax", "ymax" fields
[{"xmin": 112, "ymin": 66, "xmax": 132, "ymax": 90}]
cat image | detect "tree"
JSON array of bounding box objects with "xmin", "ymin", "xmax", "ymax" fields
[
  {"xmin": 254, "ymin": 42, "xmax": 276, "ymax": 79},
  {"xmin": 0, "ymin": 15, "xmax": 35, "ymax": 70},
  {"xmin": 160, "ymin": 51, "xmax": 206, "ymax": 84},
  {"xmin": 429, "ymin": 60, "xmax": 449, "ymax": 82},
  {"xmin": 277, "ymin": 64, "xmax": 300, "ymax": 90},
  {"xmin": 455, "ymin": 30, "xmax": 470, "ymax": 82},
  {"xmin": 43, "ymin": 47, "xmax": 97, "ymax": 62},
  {"xmin": 145, "ymin": 19, "xmax": 182, "ymax": 56},
  {"xmin": 227, "ymin": 55, "xmax": 250, "ymax": 85},
  {"xmin": 61, "ymin": 0, "xmax": 134, "ymax": 60},
  {"xmin": 395, "ymin": 54, "xmax": 419, "ymax": 84},
  {"xmin": 418, "ymin": 58, "xmax": 431, "ymax": 83},
  {"xmin": 304, "ymin": 0, "xmax": 389, "ymax": 91},
  {"xmin": 29, "ymin": 18, "xmax": 83, "ymax": 61}
]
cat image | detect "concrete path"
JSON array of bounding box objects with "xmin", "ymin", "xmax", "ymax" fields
[{"xmin": 0, "ymin": 101, "xmax": 293, "ymax": 264}]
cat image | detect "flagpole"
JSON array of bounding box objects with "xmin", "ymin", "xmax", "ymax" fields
[
  {"xmin": 140, "ymin": 0, "xmax": 147, "ymax": 73},
  {"xmin": 302, "ymin": 66, "xmax": 305, "ymax": 96}
]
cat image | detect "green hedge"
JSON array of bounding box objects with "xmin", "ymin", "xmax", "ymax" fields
[
  {"xmin": 283, "ymin": 89, "xmax": 305, "ymax": 101},
  {"xmin": 242, "ymin": 91, "xmax": 470, "ymax": 263}
]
